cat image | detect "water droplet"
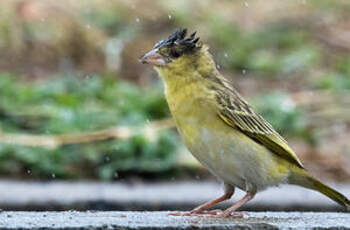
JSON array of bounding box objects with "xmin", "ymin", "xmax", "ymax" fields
[
  {"xmin": 27, "ymin": 170, "xmax": 31, "ymax": 174},
  {"xmin": 242, "ymin": 69, "xmax": 246, "ymax": 74},
  {"xmin": 281, "ymin": 98, "xmax": 296, "ymax": 112},
  {"xmin": 51, "ymin": 173, "xmax": 56, "ymax": 179},
  {"xmin": 244, "ymin": 1, "xmax": 249, "ymax": 7},
  {"xmin": 136, "ymin": 18, "xmax": 140, "ymax": 23},
  {"xmin": 168, "ymin": 14, "xmax": 172, "ymax": 20}
]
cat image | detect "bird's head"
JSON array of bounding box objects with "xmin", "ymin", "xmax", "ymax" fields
[{"xmin": 140, "ymin": 29, "xmax": 207, "ymax": 73}]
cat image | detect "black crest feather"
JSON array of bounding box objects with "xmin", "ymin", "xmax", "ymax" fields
[{"xmin": 154, "ymin": 28, "xmax": 200, "ymax": 54}]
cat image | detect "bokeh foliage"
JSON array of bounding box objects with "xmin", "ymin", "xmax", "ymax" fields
[{"xmin": 0, "ymin": 73, "xmax": 177, "ymax": 179}]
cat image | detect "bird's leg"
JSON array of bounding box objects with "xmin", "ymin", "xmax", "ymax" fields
[
  {"xmin": 190, "ymin": 185, "xmax": 234, "ymax": 215},
  {"xmin": 169, "ymin": 184, "xmax": 234, "ymax": 216},
  {"xmin": 219, "ymin": 190, "xmax": 256, "ymax": 218}
]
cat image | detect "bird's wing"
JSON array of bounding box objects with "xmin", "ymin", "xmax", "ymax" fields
[{"xmin": 216, "ymin": 88, "xmax": 304, "ymax": 169}]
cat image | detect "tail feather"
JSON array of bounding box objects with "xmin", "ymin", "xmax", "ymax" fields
[
  {"xmin": 310, "ymin": 176, "xmax": 350, "ymax": 210},
  {"xmin": 290, "ymin": 169, "xmax": 350, "ymax": 210}
]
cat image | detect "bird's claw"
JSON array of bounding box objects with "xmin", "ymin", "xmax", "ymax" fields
[
  {"xmin": 169, "ymin": 210, "xmax": 248, "ymax": 218},
  {"xmin": 168, "ymin": 211, "xmax": 191, "ymax": 216},
  {"xmin": 168, "ymin": 209, "xmax": 221, "ymax": 217},
  {"xmin": 219, "ymin": 211, "xmax": 246, "ymax": 218}
]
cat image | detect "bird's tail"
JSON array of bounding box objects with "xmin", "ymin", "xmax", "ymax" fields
[{"xmin": 289, "ymin": 169, "xmax": 350, "ymax": 210}]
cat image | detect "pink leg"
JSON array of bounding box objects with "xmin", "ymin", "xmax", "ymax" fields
[
  {"xmin": 169, "ymin": 185, "xmax": 234, "ymax": 216},
  {"xmin": 190, "ymin": 187, "xmax": 234, "ymax": 214},
  {"xmin": 220, "ymin": 190, "xmax": 256, "ymax": 218}
]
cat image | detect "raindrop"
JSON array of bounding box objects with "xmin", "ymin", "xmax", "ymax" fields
[
  {"xmin": 242, "ymin": 69, "xmax": 246, "ymax": 74},
  {"xmin": 168, "ymin": 14, "xmax": 172, "ymax": 20},
  {"xmin": 216, "ymin": 64, "xmax": 221, "ymax": 70},
  {"xmin": 281, "ymin": 98, "xmax": 296, "ymax": 112},
  {"xmin": 244, "ymin": 1, "xmax": 249, "ymax": 7},
  {"xmin": 136, "ymin": 18, "xmax": 140, "ymax": 23},
  {"xmin": 51, "ymin": 173, "xmax": 56, "ymax": 179},
  {"xmin": 27, "ymin": 170, "xmax": 31, "ymax": 174}
]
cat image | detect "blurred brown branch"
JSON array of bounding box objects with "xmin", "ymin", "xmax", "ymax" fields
[{"xmin": 0, "ymin": 118, "xmax": 175, "ymax": 149}]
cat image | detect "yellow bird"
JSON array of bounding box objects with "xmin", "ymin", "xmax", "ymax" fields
[{"xmin": 140, "ymin": 28, "xmax": 350, "ymax": 217}]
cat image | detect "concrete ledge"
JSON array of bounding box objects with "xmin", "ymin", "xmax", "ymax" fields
[
  {"xmin": 1, "ymin": 211, "xmax": 349, "ymax": 230},
  {"xmin": 1, "ymin": 180, "xmax": 349, "ymax": 211}
]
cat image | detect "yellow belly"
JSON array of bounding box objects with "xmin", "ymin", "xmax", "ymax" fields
[{"xmin": 178, "ymin": 114, "xmax": 290, "ymax": 191}]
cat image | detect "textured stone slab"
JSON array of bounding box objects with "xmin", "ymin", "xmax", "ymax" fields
[
  {"xmin": 0, "ymin": 211, "xmax": 349, "ymax": 230},
  {"xmin": 0, "ymin": 180, "xmax": 349, "ymax": 211}
]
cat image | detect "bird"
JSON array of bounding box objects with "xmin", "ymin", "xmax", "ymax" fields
[{"xmin": 140, "ymin": 28, "xmax": 350, "ymax": 217}]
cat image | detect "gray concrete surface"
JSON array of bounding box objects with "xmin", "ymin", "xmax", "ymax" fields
[
  {"xmin": 0, "ymin": 211, "xmax": 349, "ymax": 230},
  {"xmin": 1, "ymin": 180, "xmax": 349, "ymax": 211}
]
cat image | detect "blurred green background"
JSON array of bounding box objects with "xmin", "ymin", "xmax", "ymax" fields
[{"xmin": 0, "ymin": 0, "xmax": 349, "ymax": 182}]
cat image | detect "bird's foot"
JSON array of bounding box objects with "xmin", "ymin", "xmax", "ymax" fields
[
  {"xmin": 218, "ymin": 211, "xmax": 248, "ymax": 218},
  {"xmin": 168, "ymin": 211, "xmax": 191, "ymax": 216},
  {"xmin": 193, "ymin": 210, "xmax": 248, "ymax": 218},
  {"xmin": 169, "ymin": 209, "xmax": 248, "ymax": 217},
  {"xmin": 191, "ymin": 209, "xmax": 249, "ymax": 218},
  {"xmin": 168, "ymin": 209, "xmax": 223, "ymax": 217}
]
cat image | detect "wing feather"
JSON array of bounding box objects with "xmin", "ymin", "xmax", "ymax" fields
[{"xmin": 216, "ymin": 87, "xmax": 304, "ymax": 169}]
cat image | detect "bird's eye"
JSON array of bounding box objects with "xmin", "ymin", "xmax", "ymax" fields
[{"xmin": 170, "ymin": 49, "xmax": 180, "ymax": 58}]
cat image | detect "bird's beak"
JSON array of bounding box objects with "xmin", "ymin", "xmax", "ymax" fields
[{"xmin": 139, "ymin": 49, "xmax": 167, "ymax": 66}]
